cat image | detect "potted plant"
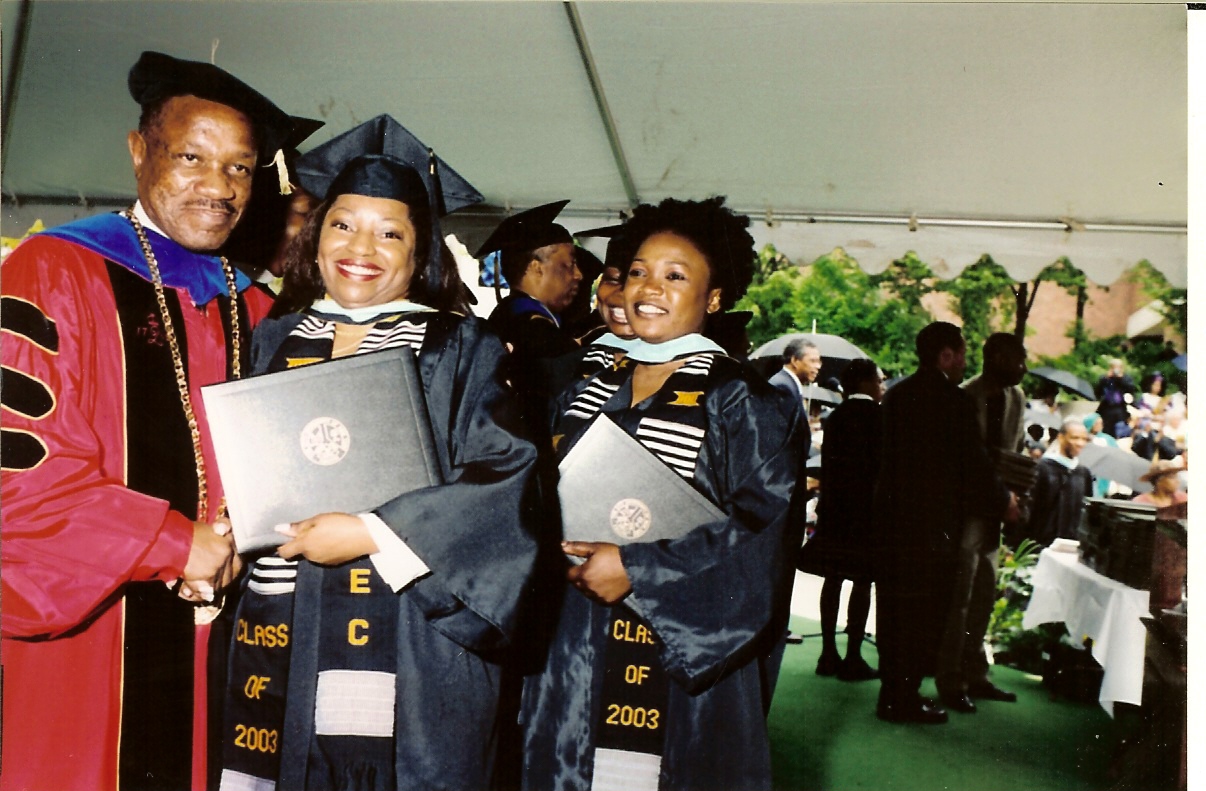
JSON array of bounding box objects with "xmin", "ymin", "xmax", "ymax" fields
[{"xmin": 987, "ymin": 538, "xmax": 1066, "ymax": 673}]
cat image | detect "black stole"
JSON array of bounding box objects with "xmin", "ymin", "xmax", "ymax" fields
[
  {"xmin": 226, "ymin": 309, "xmax": 443, "ymax": 790},
  {"xmin": 265, "ymin": 310, "xmax": 434, "ymax": 373},
  {"xmin": 554, "ymin": 353, "xmax": 719, "ymax": 763}
]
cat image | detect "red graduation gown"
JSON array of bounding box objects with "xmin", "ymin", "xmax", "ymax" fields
[{"xmin": 1, "ymin": 233, "xmax": 272, "ymax": 791}]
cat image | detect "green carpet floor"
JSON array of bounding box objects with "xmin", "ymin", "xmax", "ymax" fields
[{"xmin": 768, "ymin": 618, "xmax": 1126, "ymax": 791}]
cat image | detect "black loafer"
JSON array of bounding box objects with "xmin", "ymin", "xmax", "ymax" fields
[
  {"xmin": 939, "ymin": 692, "xmax": 977, "ymax": 714},
  {"xmin": 815, "ymin": 652, "xmax": 841, "ymax": 676},
  {"xmin": 837, "ymin": 658, "xmax": 879, "ymax": 682},
  {"xmin": 876, "ymin": 697, "xmax": 949, "ymax": 725},
  {"xmin": 968, "ymin": 682, "xmax": 1018, "ymax": 703}
]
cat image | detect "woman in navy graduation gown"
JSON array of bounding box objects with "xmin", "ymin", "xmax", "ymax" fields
[
  {"xmin": 219, "ymin": 133, "xmax": 537, "ymax": 791},
  {"xmin": 520, "ymin": 197, "xmax": 805, "ymax": 791}
]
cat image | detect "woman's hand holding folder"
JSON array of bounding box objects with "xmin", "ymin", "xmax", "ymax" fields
[
  {"xmin": 275, "ymin": 512, "xmax": 378, "ymax": 566},
  {"xmin": 563, "ymin": 541, "xmax": 632, "ymax": 605}
]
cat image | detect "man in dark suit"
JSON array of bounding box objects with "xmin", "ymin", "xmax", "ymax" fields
[
  {"xmin": 768, "ymin": 340, "xmax": 819, "ymax": 649},
  {"xmin": 871, "ymin": 322, "xmax": 1016, "ymax": 724},
  {"xmin": 769, "ymin": 338, "xmax": 822, "ymax": 405},
  {"xmin": 937, "ymin": 333, "xmax": 1028, "ymax": 712}
]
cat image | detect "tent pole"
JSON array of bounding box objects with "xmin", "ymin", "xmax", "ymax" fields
[
  {"xmin": 1, "ymin": 0, "xmax": 35, "ymax": 175},
  {"xmin": 563, "ymin": 1, "xmax": 639, "ymax": 209}
]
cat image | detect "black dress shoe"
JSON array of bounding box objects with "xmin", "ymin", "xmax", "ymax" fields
[
  {"xmin": 837, "ymin": 657, "xmax": 879, "ymax": 682},
  {"xmin": 876, "ymin": 697, "xmax": 949, "ymax": 725},
  {"xmin": 939, "ymin": 691, "xmax": 977, "ymax": 714},
  {"xmin": 784, "ymin": 632, "xmax": 804, "ymax": 645},
  {"xmin": 968, "ymin": 681, "xmax": 1017, "ymax": 702},
  {"xmin": 815, "ymin": 652, "xmax": 841, "ymax": 676}
]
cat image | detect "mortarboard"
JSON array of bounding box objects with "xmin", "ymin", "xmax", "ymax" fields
[
  {"xmin": 574, "ymin": 247, "xmax": 604, "ymax": 283},
  {"xmin": 128, "ymin": 51, "xmax": 295, "ymax": 165},
  {"xmin": 324, "ymin": 154, "xmax": 431, "ymax": 209},
  {"xmin": 574, "ymin": 223, "xmax": 626, "ymax": 241},
  {"xmin": 293, "ymin": 114, "xmax": 482, "ymax": 215},
  {"xmin": 473, "ymin": 201, "xmax": 573, "ymax": 259},
  {"xmin": 475, "ymin": 201, "xmax": 573, "ymax": 299},
  {"xmin": 272, "ymin": 116, "xmax": 325, "ymax": 195},
  {"xmin": 574, "ymin": 222, "xmax": 629, "ymax": 272},
  {"xmin": 294, "ymin": 116, "xmax": 484, "ymax": 297},
  {"xmin": 284, "ymin": 116, "xmax": 325, "ymax": 156}
]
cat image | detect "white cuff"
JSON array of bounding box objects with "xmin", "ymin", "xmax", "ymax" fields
[{"xmin": 362, "ymin": 513, "xmax": 431, "ymax": 592}]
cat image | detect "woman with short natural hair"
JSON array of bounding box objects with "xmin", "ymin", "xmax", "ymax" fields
[{"xmin": 522, "ymin": 196, "xmax": 803, "ymax": 791}]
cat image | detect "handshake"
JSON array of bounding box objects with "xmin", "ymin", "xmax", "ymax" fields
[{"xmin": 177, "ymin": 520, "xmax": 243, "ymax": 604}]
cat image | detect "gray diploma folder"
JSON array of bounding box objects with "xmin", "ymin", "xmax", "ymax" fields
[
  {"xmin": 557, "ymin": 414, "xmax": 725, "ymax": 547},
  {"xmin": 201, "ymin": 347, "xmax": 441, "ymax": 553}
]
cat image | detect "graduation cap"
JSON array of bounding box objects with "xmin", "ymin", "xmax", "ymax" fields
[
  {"xmin": 293, "ymin": 114, "xmax": 483, "ymax": 215},
  {"xmin": 293, "ymin": 115, "xmax": 484, "ymax": 299},
  {"xmin": 475, "ymin": 201, "xmax": 574, "ymax": 299},
  {"xmin": 473, "ymin": 201, "xmax": 573, "ymax": 259},
  {"xmin": 284, "ymin": 116, "xmax": 325, "ymax": 155},
  {"xmin": 575, "ymin": 222, "xmax": 629, "ymax": 272},
  {"xmin": 128, "ymin": 51, "xmax": 295, "ymax": 170},
  {"xmin": 574, "ymin": 223, "xmax": 626, "ymax": 241},
  {"xmin": 574, "ymin": 247, "xmax": 604, "ymax": 283},
  {"xmin": 268, "ymin": 116, "xmax": 325, "ymax": 195}
]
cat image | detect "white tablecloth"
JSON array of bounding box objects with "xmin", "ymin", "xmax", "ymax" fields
[{"xmin": 1022, "ymin": 548, "xmax": 1150, "ymax": 716}]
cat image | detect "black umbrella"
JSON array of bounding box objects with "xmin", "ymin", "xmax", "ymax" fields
[
  {"xmin": 751, "ymin": 332, "xmax": 869, "ymax": 362},
  {"xmin": 1028, "ymin": 366, "xmax": 1097, "ymax": 400},
  {"xmin": 801, "ymin": 383, "xmax": 843, "ymax": 407},
  {"xmin": 1077, "ymin": 442, "xmax": 1153, "ymax": 493}
]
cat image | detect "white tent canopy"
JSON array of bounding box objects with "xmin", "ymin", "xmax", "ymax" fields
[{"xmin": 0, "ymin": 1, "xmax": 1188, "ymax": 286}]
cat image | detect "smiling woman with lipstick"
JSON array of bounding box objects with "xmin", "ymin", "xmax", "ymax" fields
[
  {"xmin": 521, "ymin": 197, "xmax": 806, "ymax": 791},
  {"xmin": 218, "ymin": 118, "xmax": 537, "ymax": 791},
  {"xmin": 566, "ymin": 257, "xmax": 642, "ymax": 381}
]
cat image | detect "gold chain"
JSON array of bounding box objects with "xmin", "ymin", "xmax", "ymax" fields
[{"xmin": 124, "ymin": 208, "xmax": 241, "ymax": 520}]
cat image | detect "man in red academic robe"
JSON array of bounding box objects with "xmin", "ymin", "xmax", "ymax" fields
[{"xmin": 1, "ymin": 52, "xmax": 302, "ymax": 791}]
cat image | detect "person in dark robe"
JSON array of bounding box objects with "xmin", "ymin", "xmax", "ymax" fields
[
  {"xmin": 218, "ymin": 120, "xmax": 538, "ymax": 791},
  {"xmin": 0, "ymin": 51, "xmax": 304, "ymax": 791},
  {"xmin": 871, "ymin": 321, "xmax": 1015, "ymax": 725},
  {"xmin": 560, "ymin": 246, "xmax": 607, "ymax": 342},
  {"xmin": 1094, "ymin": 357, "xmax": 1136, "ymax": 438},
  {"xmin": 797, "ymin": 358, "xmax": 884, "ymax": 682},
  {"xmin": 482, "ymin": 200, "xmax": 582, "ymax": 356},
  {"xmin": 521, "ymin": 196, "xmax": 804, "ymax": 791},
  {"xmin": 482, "ymin": 202, "xmax": 584, "ymax": 431},
  {"xmin": 937, "ymin": 332, "xmax": 1028, "ymax": 712},
  {"xmin": 1019, "ymin": 416, "xmax": 1095, "ymax": 547}
]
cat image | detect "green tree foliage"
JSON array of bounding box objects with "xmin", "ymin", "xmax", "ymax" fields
[
  {"xmin": 739, "ymin": 247, "xmax": 931, "ymax": 376},
  {"xmin": 753, "ymin": 242, "xmax": 792, "ymax": 283},
  {"xmin": 1126, "ymin": 259, "xmax": 1187, "ymax": 340},
  {"xmin": 1031, "ymin": 258, "xmax": 1184, "ymax": 397},
  {"xmin": 869, "ymin": 251, "xmax": 935, "ymax": 314},
  {"xmin": 740, "ymin": 244, "xmax": 1179, "ymax": 392},
  {"xmin": 1017, "ymin": 257, "xmax": 1089, "ymax": 346},
  {"xmin": 1037, "ymin": 333, "xmax": 1183, "ymax": 400},
  {"xmin": 935, "ymin": 255, "xmax": 1017, "ymax": 374}
]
